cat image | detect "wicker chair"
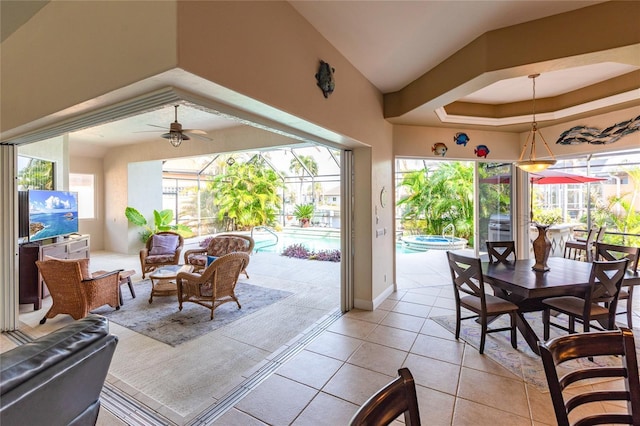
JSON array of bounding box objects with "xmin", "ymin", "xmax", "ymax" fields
[
  {"xmin": 35, "ymin": 258, "xmax": 121, "ymax": 324},
  {"xmin": 140, "ymin": 231, "xmax": 184, "ymax": 278},
  {"xmin": 183, "ymin": 234, "xmax": 254, "ymax": 277},
  {"xmin": 177, "ymin": 252, "xmax": 250, "ymax": 320}
]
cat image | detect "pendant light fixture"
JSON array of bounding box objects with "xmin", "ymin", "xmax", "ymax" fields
[{"xmin": 515, "ymin": 74, "xmax": 556, "ymax": 173}]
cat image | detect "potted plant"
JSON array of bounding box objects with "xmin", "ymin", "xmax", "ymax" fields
[{"xmin": 293, "ymin": 203, "xmax": 314, "ymax": 227}]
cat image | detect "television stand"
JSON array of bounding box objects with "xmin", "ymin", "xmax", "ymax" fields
[{"xmin": 19, "ymin": 235, "xmax": 90, "ymax": 310}]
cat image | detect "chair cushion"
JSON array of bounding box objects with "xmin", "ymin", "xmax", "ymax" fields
[
  {"xmin": 44, "ymin": 256, "xmax": 91, "ymax": 280},
  {"xmin": 207, "ymin": 256, "xmax": 218, "ymax": 266},
  {"xmin": 543, "ymin": 296, "xmax": 609, "ymax": 317},
  {"xmin": 189, "ymin": 254, "xmax": 207, "ymax": 267},
  {"xmin": 145, "ymin": 254, "xmax": 176, "ymax": 264},
  {"xmin": 149, "ymin": 234, "xmax": 179, "ymax": 255},
  {"xmin": 208, "ymin": 236, "xmax": 249, "ymax": 256},
  {"xmin": 460, "ymin": 294, "xmax": 518, "ymax": 314}
]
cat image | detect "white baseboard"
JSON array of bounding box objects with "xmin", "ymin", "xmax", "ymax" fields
[{"xmin": 353, "ymin": 283, "xmax": 395, "ymax": 311}]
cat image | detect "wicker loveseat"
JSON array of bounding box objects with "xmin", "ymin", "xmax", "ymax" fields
[{"xmin": 183, "ymin": 234, "xmax": 254, "ymax": 277}]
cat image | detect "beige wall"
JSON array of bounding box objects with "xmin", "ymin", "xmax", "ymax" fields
[{"xmin": 3, "ymin": 1, "xmax": 639, "ymax": 314}]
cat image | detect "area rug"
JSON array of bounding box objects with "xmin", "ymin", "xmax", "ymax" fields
[
  {"xmin": 432, "ymin": 314, "xmax": 622, "ymax": 392},
  {"xmin": 92, "ymin": 281, "xmax": 292, "ymax": 347}
]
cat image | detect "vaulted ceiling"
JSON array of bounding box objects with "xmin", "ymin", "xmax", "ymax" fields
[{"xmin": 2, "ymin": 1, "xmax": 638, "ymax": 156}]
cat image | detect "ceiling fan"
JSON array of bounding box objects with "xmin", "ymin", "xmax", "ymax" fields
[{"xmin": 142, "ymin": 105, "xmax": 212, "ymax": 147}]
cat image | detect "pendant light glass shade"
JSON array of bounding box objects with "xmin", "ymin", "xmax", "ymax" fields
[
  {"xmin": 515, "ymin": 74, "xmax": 556, "ymax": 172},
  {"xmin": 169, "ymin": 131, "xmax": 183, "ymax": 148}
]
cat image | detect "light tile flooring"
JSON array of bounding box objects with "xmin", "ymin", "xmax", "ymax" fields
[{"xmin": 8, "ymin": 249, "xmax": 639, "ymax": 425}]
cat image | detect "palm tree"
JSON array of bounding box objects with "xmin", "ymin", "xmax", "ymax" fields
[
  {"xmin": 17, "ymin": 158, "xmax": 54, "ymax": 190},
  {"xmin": 289, "ymin": 154, "xmax": 318, "ymax": 205},
  {"xmin": 397, "ymin": 162, "xmax": 474, "ymax": 241},
  {"xmin": 210, "ymin": 159, "xmax": 283, "ymax": 230}
]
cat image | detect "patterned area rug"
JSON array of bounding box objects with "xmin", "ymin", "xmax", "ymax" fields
[
  {"xmin": 432, "ymin": 314, "xmax": 622, "ymax": 392},
  {"xmin": 92, "ymin": 281, "xmax": 292, "ymax": 346}
]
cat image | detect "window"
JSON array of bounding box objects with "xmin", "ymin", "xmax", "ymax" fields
[{"xmin": 69, "ymin": 173, "xmax": 95, "ymax": 219}]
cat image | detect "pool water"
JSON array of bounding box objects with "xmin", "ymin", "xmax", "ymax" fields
[
  {"xmin": 253, "ymin": 232, "xmax": 420, "ymax": 254},
  {"xmin": 254, "ymin": 234, "xmax": 340, "ymax": 254}
]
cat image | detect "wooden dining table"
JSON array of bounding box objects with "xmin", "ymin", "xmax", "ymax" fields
[{"xmin": 482, "ymin": 257, "xmax": 640, "ymax": 355}]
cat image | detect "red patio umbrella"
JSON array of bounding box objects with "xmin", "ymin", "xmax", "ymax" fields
[
  {"xmin": 529, "ymin": 170, "xmax": 607, "ymax": 185},
  {"xmin": 480, "ymin": 170, "xmax": 607, "ymax": 185}
]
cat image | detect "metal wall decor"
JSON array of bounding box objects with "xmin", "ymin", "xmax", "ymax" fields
[
  {"xmin": 556, "ymin": 115, "xmax": 640, "ymax": 145},
  {"xmin": 431, "ymin": 142, "xmax": 448, "ymax": 157},
  {"xmin": 474, "ymin": 144, "xmax": 490, "ymax": 158},
  {"xmin": 454, "ymin": 132, "xmax": 470, "ymax": 146},
  {"xmin": 315, "ymin": 60, "xmax": 335, "ymax": 98}
]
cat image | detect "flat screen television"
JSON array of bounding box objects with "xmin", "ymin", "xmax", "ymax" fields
[{"xmin": 28, "ymin": 190, "xmax": 79, "ymax": 242}]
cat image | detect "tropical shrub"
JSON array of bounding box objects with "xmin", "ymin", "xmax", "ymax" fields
[
  {"xmin": 397, "ymin": 162, "xmax": 474, "ymax": 243},
  {"xmin": 209, "ymin": 160, "xmax": 283, "ymax": 230},
  {"xmin": 125, "ymin": 207, "xmax": 193, "ymax": 242},
  {"xmin": 280, "ymin": 244, "xmax": 341, "ymax": 262},
  {"xmin": 281, "ymin": 243, "xmax": 311, "ymax": 259}
]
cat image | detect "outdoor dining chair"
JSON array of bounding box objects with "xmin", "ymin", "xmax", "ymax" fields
[
  {"xmin": 446, "ymin": 251, "xmax": 519, "ymax": 354},
  {"xmin": 563, "ymin": 227, "xmax": 597, "ymax": 262},
  {"xmin": 595, "ymin": 242, "xmax": 640, "ymax": 328},
  {"xmin": 486, "ymin": 241, "xmax": 516, "ymax": 264},
  {"xmin": 350, "ymin": 368, "xmax": 421, "ymax": 426},
  {"xmin": 539, "ymin": 327, "xmax": 640, "ymax": 426},
  {"xmin": 542, "ymin": 258, "xmax": 629, "ymax": 339}
]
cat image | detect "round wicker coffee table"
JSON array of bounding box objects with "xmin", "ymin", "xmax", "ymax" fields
[{"xmin": 148, "ymin": 265, "xmax": 193, "ymax": 303}]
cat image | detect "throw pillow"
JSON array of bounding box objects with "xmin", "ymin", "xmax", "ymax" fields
[
  {"xmin": 44, "ymin": 256, "xmax": 91, "ymax": 280},
  {"xmin": 206, "ymin": 256, "xmax": 218, "ymax": 267},
  {"xmin": 149, "ymin": 234, "xmax": 179, "ymax": 255}
]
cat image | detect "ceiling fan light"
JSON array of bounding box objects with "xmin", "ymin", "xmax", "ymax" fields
[{"xmin": 169, "ymin": 132, "xmax": 183, "ymax": 147}]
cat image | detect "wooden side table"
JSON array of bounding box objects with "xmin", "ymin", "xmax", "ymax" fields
[{"xmin": 148, "ymin": 265, "xmax": 193, "ymax": 303}]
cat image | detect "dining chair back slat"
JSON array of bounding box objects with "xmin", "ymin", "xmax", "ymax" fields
[
  {"xmin": 350, "ymin": 368, "xmax": 421, "ymax": 426},
  {"xmin": 595, "ymin": 242, "xmax": 640, "ymax": 328},
  {"xmin": 447, "ymin": 251, "xmax": 519, "ymax": 354},
  {"xmin": 486, "ymin": 241, "xmax": 516, "ymax": 264},
  {"xmin": 539, "ymin": 327, "xmax": 640, "ymax": 426},
  {"xmin": 542, "ymin": 258, "xmax": 629, "ymax": 338}
]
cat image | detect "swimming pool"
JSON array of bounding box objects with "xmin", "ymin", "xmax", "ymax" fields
[
  {"xmin": 401, "ymin": 235, "xmax": 468, "ymax": 251},
  {"xmin": 252, "ymin": 231, "xmax": 436, "ymax": 254},
  {"xmin": 253, "ymin": 232, "xmax": 341, "ymax": 254}
]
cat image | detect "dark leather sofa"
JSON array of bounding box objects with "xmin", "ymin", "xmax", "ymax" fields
[{"xmin": 0, "ymin": 314, "xmax": 118, "ymax": 425}]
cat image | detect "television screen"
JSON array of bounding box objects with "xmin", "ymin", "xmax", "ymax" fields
[{"xmin": 28, "ymin": 190, "xmax": 79, "ymax": 242}]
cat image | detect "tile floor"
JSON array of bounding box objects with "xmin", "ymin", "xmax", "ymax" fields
[{"xmin": 8, "ymin": 248, "xmax": 638, "ymax": 425}]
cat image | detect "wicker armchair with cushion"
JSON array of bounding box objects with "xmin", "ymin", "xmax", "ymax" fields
[
  {"xmin": 140, "ymin": 231, "xmax": 184, "ymax": 278},
  {"xmin": 36, "ymin": 258, "xmax": 121, "ymax": 324},
  {"xmin": 183, "ymin": 234, "xmax": 254, "ymax": 277},
  {"xmin": 177, "ymin": 252, "xmax": 250, "ymax": 320}
]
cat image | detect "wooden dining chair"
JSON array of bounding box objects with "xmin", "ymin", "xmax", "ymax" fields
[
  {"xmin": 595, "ymin": 242, "xmax": 640, "ymax": 328},
  {"xmin": 350, "ymin": 368, "xmax": 421, "ymax": 426},
  {"xmin": 538, "ymin": 327, "xmax": 640, "ymax": 426},
  {"xmin": 563, "ymin": 227, "xmax": 597, "ymax": 262},
  {"xmin": 446, "ymin": 251, "xmax": 519, "ymax": 354},
  {"xmin": 486, "ymin": 241, "xmax": 516, "ymax": 264},
  {"xmin": 542, "ymin": 258, "xmax": 629, "ymax": 339}
]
